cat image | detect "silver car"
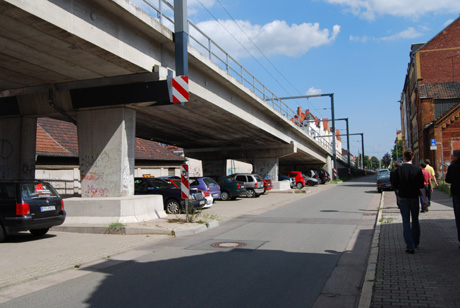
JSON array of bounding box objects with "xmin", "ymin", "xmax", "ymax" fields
[{"xmin": 229, "ymin": 174, "xmax": 265, "ymax": 198}]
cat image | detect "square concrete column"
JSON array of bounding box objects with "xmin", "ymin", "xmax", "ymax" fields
[
  {"xmin": 77, "ymin": 108, "xmax": 135, "ymax": 197},
  {"xmin": 202, "ymin": 159, "xmax": 227, "ymax": 176},
  {"xmin": 0, "ymin": 117, "xmax": 36, "ymax": 180},
  {"xmin": 253, "ymin": 158, "xmax": 278, "ymax": 180}
]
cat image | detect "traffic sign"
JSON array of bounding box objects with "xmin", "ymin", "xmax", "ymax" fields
[
  {"xmin": 170, "ymin": 76, "xmax": 189, "ymax": 103},
  {"xmin": 180, "ymin": 164, "xmax": 190, "ymax": 199}
]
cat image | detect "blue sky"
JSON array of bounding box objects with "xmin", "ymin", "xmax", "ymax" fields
[{"xmin": 133, "ymin": 0, "xmax": 460, "ymax": 160}]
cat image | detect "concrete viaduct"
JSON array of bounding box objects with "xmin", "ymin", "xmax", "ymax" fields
[{"xmin": 0, "ymin": 0, "xmax": 343, "ymax": 222}]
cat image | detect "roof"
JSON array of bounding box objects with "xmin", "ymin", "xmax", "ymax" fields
[
  {"xmin": 435, "ymin": 102, "xmax": 460, "ymax": 130},
  {"xmin": 419, "ymin": 82, "xmax": 460, "ymax": 99},
  {"xmin": 36, "ymin": 117, "xmax": 183, "ymax": 161}
]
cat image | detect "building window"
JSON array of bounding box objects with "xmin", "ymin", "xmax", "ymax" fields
[{"xmin": 168, "ymin": 168, "xmax": 175, "ymax": 176}]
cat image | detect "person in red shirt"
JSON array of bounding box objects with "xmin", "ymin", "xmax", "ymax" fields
[{"xmin": 420, "ymin": 162, "xmax": 432, "ymax": 213}]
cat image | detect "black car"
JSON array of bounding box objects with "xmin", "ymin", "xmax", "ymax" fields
[
  {"xmin": 134, "ymin": 177, "xmax": 206, "ymax": 214},
  {"xmin": 0, "ymin": 180, "xmax": 66, "ymax": 242},
  {"xmin": 316, "ymin": 169, "xmax": 331, "ymax": 184}
]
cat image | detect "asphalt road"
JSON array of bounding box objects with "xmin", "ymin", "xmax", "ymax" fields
[{"xmin": 0, "ymin": 176, "xmax": 380, "ymax": 308}]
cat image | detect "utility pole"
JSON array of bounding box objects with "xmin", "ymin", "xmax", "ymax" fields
[{"xmin": 174, "ymin": 0, "xmax": 188, "ymax": 76}]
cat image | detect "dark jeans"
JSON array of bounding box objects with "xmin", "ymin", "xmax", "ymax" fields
[
  {"xmin": 398, "ymin": 197, "xmax": 420, "ymax": 250},
  {"xmin": 419, "ymin": 185, "xmax": 430, "ymax": 211},
  {"xmin": 453, "ymin": 194, "xmax": 460, "ymax": 243}
]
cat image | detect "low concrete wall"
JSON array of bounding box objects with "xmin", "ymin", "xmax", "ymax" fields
[
  {"xmin": 63, "ymin": 195, "xmax": 167, "ymax": 224},
  {"xmin": 272, "ymin": 180, "xmax": 292, "ymax": 191}
]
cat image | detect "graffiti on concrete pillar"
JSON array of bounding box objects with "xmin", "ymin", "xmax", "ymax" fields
[
  {"xmin": 254, "ymin": 158, "xmax": 277, "ymax": 180},
  {"xmin": 86, "ymin": 185, "xmax": 109, "ymax": 197},
  {"xmin": 21, "ymin": 163, "xmax": 35, "ymax": 178},
  {"xmin": 0, "ymin": 139, "xmax": 13, "ymax": 159},
  {"xmin": 80, "ymin": 151, "xmax": 111, "ymax": 172},
  {"xmin": 81, "ymin": 171, "xmax": 105, "ymax": 181}
]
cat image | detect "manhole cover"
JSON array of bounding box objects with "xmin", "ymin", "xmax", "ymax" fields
[{"xmin": 211, "ymin": 242, "xmax": 246, "ymax": 249}]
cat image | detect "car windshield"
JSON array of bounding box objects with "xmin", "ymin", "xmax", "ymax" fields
[
  {"xmin": 21, "ymin": 183, "xmax": 60, "ymax": 201},
  {"xmin": 377, "ymin": 171, "xmax": 391, "ymax": 179}
]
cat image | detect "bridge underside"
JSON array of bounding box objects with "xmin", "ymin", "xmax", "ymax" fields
[{"xmin": 0, "ymin": 0, "xmax": 333, "ymax": 197}]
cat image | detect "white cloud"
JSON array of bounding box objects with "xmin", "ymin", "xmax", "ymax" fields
[
  {"xmin": 324, "ymin": 0, "xmax": 460, "ymax": 20},
  {"xmin": 306, "ymin": 87, "xmax": 323, "ymax": 96},
  {"xmin": 194, "ymin": 19, "xmax": 340, "ymax": 59},
  {"xmin": 350, "ymin": 26, "xmax": 424, "ymax": 42},
  {"xmin": 380, "ymin": 27, "xmax": 424, "ymax": 41}
]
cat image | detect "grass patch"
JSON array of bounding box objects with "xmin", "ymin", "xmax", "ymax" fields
[
  {"xmin": 108, "ymin": 222, "xmax": 125, "ymax": 231},
  {"xmin": 435, "ymin": 180, "xmax": 451, "ymax": 196}
]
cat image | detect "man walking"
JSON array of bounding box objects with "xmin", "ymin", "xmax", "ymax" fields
[
  {"xmin": 445, "ymin": 150, "xmax": 460, "ymax": 249},
  {"xmin": 391, "ymin": 149, "xmax": 428, "ymax": 254},
  {"xmin": 425, "ymin": 159, "xmax": 438, "ymax": 206}
]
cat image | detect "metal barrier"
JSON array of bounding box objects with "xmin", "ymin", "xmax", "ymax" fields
[{"xmin": 140, "ymin": 0, "xmax": 335, "ymax": 154}]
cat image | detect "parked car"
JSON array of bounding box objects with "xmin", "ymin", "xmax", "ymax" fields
[
  {"xmin": 157, "ymin": 176, "xmax": 181, "ymax": 188},
  {"xmin": 190, "ymin": 177, "xmax": 221, "ymax": 200},
  {"xmin": 200, "ymin": 190, "xmax": 213, "ymax": 208},
  {"xmin": 0, "ymin": 180, "xmax": 66, "ymax": 242},
  {"xmin": 228, "ymin": 174, "xmax": 264, "ymax": 198},
  {"xmin": 287, "ymin": 171, "xmax": 318, "ymax": 188},
  {"xmin": 316, "ymin": 169, "xmax": 331, "ymax": 184},
  {"xmin": 305, "ymin": 169, "xmax": 320, "ymax": 182},
  {"xmin": 208, "ymin": 175, "xmax": 247, "ymax": 201},
  {"xmin": 263, "ymin": 178, "xmax": 273, "ymax": 193},
  {"xmin": 134, "ymin": 177, "xmax": 205, "ymax": 214},
  {"xmin": 279, "ymin": 175, "xmax": 295, "ymax": 188},
  {"xmin": 376, "ymin": 169, "xmax": 392, "ymax": 193}
]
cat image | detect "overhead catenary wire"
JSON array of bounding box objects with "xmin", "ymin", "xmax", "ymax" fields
[{"xmin": 196, "ymin": 0, "xmax": 326, "ymax": 118}]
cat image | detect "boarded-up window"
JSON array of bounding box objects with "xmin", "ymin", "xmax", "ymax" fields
[{"xmin": 452, "ymin": 140, "xmax": 460, "ymax": 153}]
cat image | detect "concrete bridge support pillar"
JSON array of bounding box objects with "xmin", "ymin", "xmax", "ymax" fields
[
  {"xmin": 0, "ymin": 117, "xmax": 36, "ymax": 180},
  {"xmin": 202, "ymin": 159, "xmax": 227, "ymax": 176},
  {"xmin": 253, "ymin": 157, "xmax": 279, "ymax": 181},
  {"xmin": 326, "ymin": 155, "xmax": 333, "ymax": 177},
  {"xmin": 77, "ymin": 107, "xmax": 135, "ymax": 198},
  {"xmin": 64, "ymin": 107, "xmax": 167, "ymax": 224}
]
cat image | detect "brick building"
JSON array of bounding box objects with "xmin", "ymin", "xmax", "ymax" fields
[{"xmin": 400, "ymin": 17, "xmax": 460, "ymax": 178}]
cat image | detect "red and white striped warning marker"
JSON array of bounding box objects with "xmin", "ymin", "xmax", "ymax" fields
[
  {"xmin": 171, "ymin": 76, "xmax": 189, "ymax": 103},
  {"xmin": 181, "ymin": 164, "xmax": 190, "ymax": 199},
  {"xmin": 333, "ymin": 168, "xmax": 337, "ymax": 179}
]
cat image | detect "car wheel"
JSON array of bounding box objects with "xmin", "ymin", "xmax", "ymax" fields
[
  {"xmin": 0, "ymin": 224, "xmax": 6, "ymax": 243},
  {"xmin": 165, "ymin": 199, "xmax": 181, "ymax": 214},
  {"xmin": 246, "ymin": 189, "xmax": 256, "ymax": 198},
  {"xmin": 296, "ymin": 182, "xmax": 303, "ymax": 189},
  {"xmin": 30, "ymin": 228, "xmax": 49, "ymax": 236},
  {"xmin": 221, "ymin": 191, "xmax": 231, "ymax": 201}
]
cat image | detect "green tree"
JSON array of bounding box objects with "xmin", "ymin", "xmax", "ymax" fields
[
  {"xmin": 382, "ymin": 153, "xmax": 392, "ymax": 168},
  {"xmin": 370, "ymin": 156, "xmax": 379, "ymax": 170},
  {"xmin": 392, "ymin": 140, "xmax": 403, "ymax": 162}
]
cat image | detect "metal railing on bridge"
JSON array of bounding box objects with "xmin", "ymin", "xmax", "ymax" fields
[{"xmin": 140, "ymin": 0, "xmax": 334, "ymax": 153}]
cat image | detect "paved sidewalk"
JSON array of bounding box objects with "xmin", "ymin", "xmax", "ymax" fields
[{"xmin": 370, "ymin": 189, "xmax": 460, "ymax": 308}]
